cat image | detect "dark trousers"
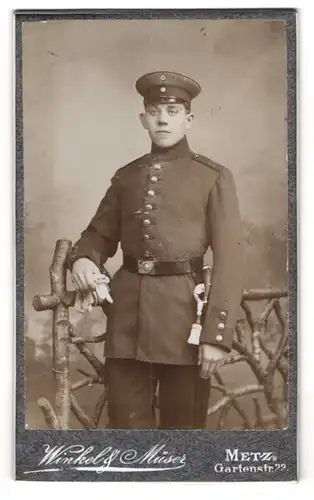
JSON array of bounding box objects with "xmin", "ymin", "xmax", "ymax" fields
[{"xmin": 106, "ymin": 358, "xmax": 210, "ymax": 429}]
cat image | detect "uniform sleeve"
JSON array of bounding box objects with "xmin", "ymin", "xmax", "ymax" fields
[
  {"xmin": 69, "ymin": 173, "xmax": 121, "ymax": 269},
  {"xmin": 200, "ymin": 167, "xmax": 244, "ymax": 351}
]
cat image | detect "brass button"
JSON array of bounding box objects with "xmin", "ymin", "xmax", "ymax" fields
[
  {"xmin": 143, "ymin": 219, "xmax": 151, "ymax": 226},
  {"xmin": 217, "ymin": 323, "xmax": 225, "ymax": 330},
  {"xmin": 216, "ymin": 334, "xmax": 223, "ymax": 342},
  {"xmin": 145, "ymin": 204, "xmax": 153, "ymax": 210},
  {"xmin": 219, "ymin": 311, "xmax": 227, "ymax": 319},
  {"xmin": 144, "ymin": 234, "xmax": 150, "ymax": 240},
  {"xmin": 154, "ymin": 164, "xmax": 161, "ymax": 170},
  {"xmin": 151, "ymin": 176, "xmax": 158, "ymax": 183},
  {"xmin": 148, "ymin": 190, "xmax": 155, "ymax": 196}
]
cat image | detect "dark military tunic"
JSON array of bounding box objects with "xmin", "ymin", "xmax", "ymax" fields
[{"xmin": 71, "ymin": 137, "xmax": 244, "ymax": 366}]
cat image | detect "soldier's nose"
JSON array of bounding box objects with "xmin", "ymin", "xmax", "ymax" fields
[
  {"xmin": 158, "ymin": 117, "xmax": 168, "ymax": 126},
  {"xmin": 157, "ymin": 111, "xmax": 168, "ymax": 126}
]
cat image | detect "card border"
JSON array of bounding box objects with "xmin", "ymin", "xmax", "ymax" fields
[{"xmin": 15, "ymin": 8, "xmax": 297, "ymax": 482}]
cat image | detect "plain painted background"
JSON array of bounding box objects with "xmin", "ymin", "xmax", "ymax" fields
[{"xmin": 23, "ymin": 19, "xmax": 288, "ymax": 321}]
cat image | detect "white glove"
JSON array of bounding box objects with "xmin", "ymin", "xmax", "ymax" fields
[{"xmin": 74, "ymin": 273, "xmax": 113, "ymax": 313}]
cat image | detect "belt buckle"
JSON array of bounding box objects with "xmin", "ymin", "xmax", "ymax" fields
[{"xmin": 138, "ymin": 260, "xmax": 154, "ymax": 274}]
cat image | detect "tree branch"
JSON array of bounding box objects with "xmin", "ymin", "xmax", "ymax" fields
[
  {"xmin": 207, "ymin": 385, "xmax": 264, "ymax": 417},
  {"xmin": 70, "ymin": 393, "xmax": 97, "ymax": 429},
  {"xmin": 37, "ymin": 397, "xmax": 61, "ymax": 429},
  {"xmin": 243, "ymin": 289, "xmax": 288, "ymax": 300},
  {"xmin": 214, "ymin": 372, "xmax": 251, "ymax": 429},
  {"xmin": 93, "ymin": 388, "xmax": 108, "ymax": 426},
  {"xmin": 50, "ymin": 239, "xmax": 72, "ymax": 429},
  {"xmin": 68, "ymin": 322, "xmax": 105, "ymax": 378}
]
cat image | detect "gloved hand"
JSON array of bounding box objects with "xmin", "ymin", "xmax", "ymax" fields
[
  {"xmin": 198, "ymin": 343, "xmax": 227, "ymax": 379},
  {"xmin": 71, "ymin": 258, "xmax": 113, "ymax": 312}
]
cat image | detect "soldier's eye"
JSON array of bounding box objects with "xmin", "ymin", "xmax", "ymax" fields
[{"xmin": 168, "ymin": 108, "xmax": 178, "ymax": 115}]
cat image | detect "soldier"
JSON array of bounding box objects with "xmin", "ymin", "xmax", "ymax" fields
[{"xmin": 70, "ymin": 71, "xmax": 244, "ymax": 429}]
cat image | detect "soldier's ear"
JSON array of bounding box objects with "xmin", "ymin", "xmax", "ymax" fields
[
  {"xmin": 185, "ymin": 112, "xmax": 194, "ymax": 130},
  {"xmin": 139, "ymin": 113, "xmax": 148, "ymax": 130}
]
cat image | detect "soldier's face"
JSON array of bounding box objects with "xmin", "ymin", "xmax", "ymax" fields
[{"xmin": 140, "ymin": 103, "xmax": 194, "ymax": 148}]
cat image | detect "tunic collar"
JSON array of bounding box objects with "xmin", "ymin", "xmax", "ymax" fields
[{"xmin": 150, "ymin": 135, "xmax": 191, "ymax": 161}]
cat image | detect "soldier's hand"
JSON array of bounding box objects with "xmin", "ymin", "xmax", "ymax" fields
[
  {"xmin": 71, "ymin": 258, "xmax": 113, "ymax": 303},
  {"xmin": 198, "ymin": 343, "xmax": 226, "ymax": 379}
]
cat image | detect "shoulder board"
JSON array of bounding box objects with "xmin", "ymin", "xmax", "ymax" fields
[
  {"xmin": 117, "ymin": 154, "xmax": 149, "ymax": 173},
  {"xmin": 192, "ymin": 153, "xmax": 223, "ymax": 172}
]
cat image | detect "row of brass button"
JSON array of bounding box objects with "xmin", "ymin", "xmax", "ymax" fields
[
  {"xmin": 216, "ymin": 310, "xmax": 227, "ymax": 342},
  {"xmin": 143, "ymin": 164, "xmax": 162, "ymax": 247}
]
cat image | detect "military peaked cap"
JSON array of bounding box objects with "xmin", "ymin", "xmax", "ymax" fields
[{"xmin": 135, "ymin": 71, "xmax": 201, "ymax": 104}]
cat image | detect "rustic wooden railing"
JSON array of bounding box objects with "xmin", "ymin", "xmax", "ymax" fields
[{"xmin": 32, "ymin": 239, "xmax": 288, "ymax": 430}]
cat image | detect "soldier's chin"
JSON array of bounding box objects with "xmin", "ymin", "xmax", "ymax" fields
[{"xmin": 152, "ymin": 134, "xmax": 175, "ymax": 148}]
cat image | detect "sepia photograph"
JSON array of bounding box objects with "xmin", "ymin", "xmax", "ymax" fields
[
  {"xmin": 16, "ymin": 10, "xmax": 297, "ymax": 481},
  {"xmin": 23, "ymin": 16, "xmax": 289, "ymax": 431}
]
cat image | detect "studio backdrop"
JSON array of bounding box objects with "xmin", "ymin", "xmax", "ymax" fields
[{"xmin": 22, "ymin": 19, "xmax": 288, "ymax": 430}]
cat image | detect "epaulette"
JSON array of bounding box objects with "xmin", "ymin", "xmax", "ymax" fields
[{"xmin": 192, "ymin": 153, "xmax": 223, "ymax": 172}]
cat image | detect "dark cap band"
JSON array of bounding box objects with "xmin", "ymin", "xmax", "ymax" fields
[{"xmin": 144, "ymin": 96, "xmax": 189, "ymax": 105}]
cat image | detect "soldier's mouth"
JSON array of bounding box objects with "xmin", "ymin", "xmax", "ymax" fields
[{"xmin": 156, "ymin": 130, "xmax": 171, "ymax": 134}]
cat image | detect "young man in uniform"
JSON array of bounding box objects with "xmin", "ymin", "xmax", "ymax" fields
[{"xmin": 70, "ymin": 71, "xmax": 244, "ymax": 429}]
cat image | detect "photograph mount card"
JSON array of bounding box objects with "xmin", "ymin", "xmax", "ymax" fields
[{"xmin": 15, "ymin": 8, "xmax": 297, "ymax": 482}]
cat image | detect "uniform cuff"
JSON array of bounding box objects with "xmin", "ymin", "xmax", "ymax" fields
[
  {"xmin": 200, "ymin": 305, "xmax": 233, "ymax": 352},
  {"xmin": 67, "ymin": 244, "xmax": 102, "ymax": 270}
]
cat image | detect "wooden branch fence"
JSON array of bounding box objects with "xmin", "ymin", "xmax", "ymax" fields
[{"xmin": 32, "ymin": 239, "xmax": 288, "ymax": 430}]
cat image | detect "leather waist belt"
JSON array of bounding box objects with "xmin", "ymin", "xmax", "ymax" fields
[{"xmin": 123, "ymin": 255, "xmax": 203, "ymax": 276}]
